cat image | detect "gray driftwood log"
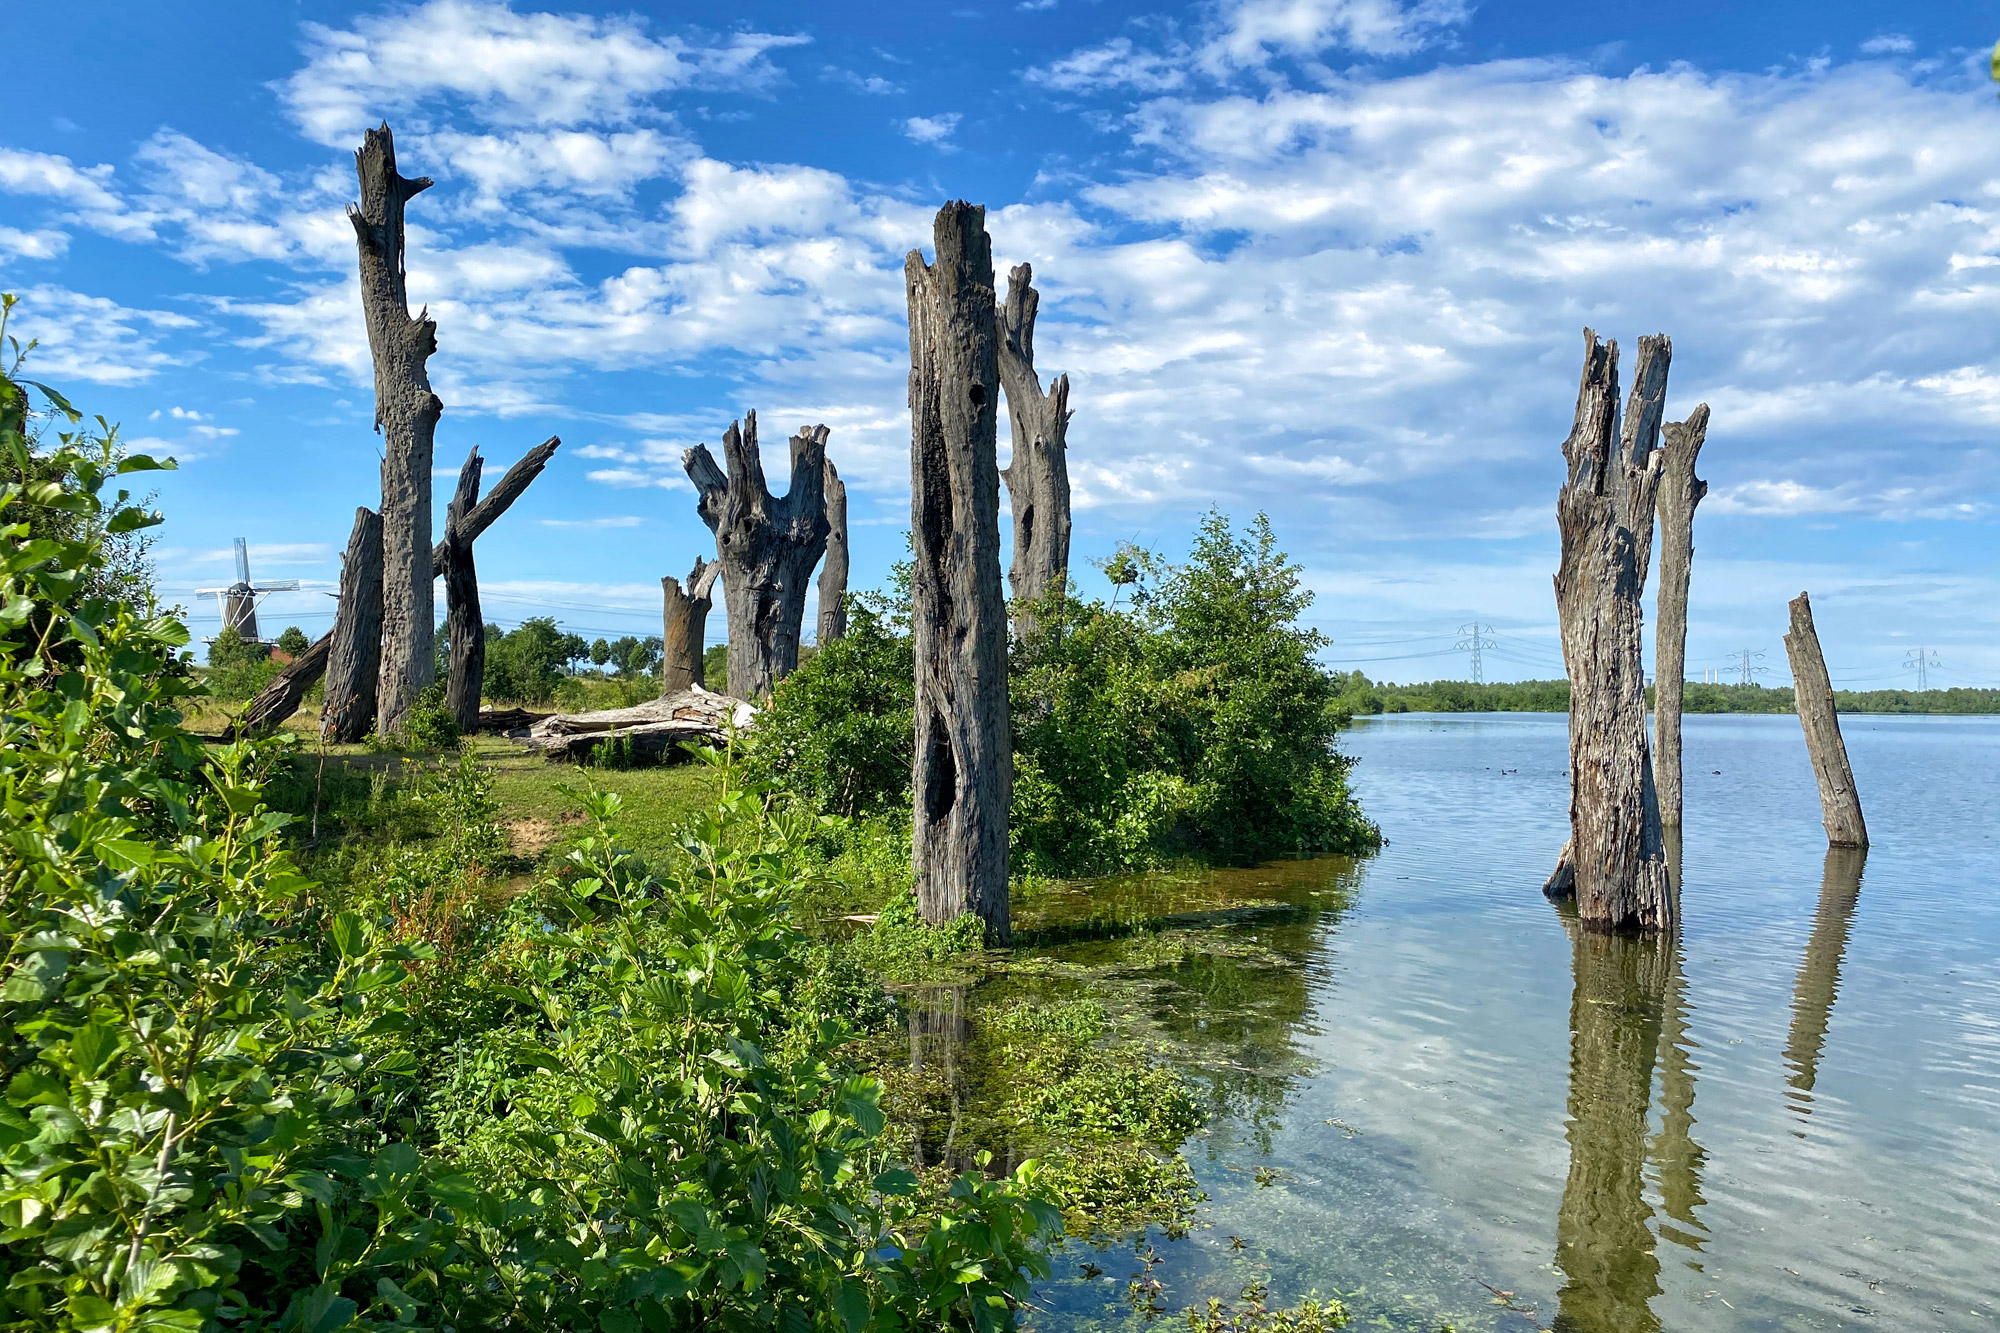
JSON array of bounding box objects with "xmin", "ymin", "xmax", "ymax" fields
[
  {"xmin": 996, "ymin": 262, "xmax": 1072, "ymax": 640},
  {"xmin": 906, "ymin": 201, "xmax": 1012, "ymax": 941},
  {"xmin": 661, "ymin": 557, "xmax": 720, "ymax": 694},
  {"xmin": 350, "ymin": 124, "xmax": 440, "ymax": 737},
  {"xmin": 1652, "ymin": 404, "xmax": 1709, "ymax": 827},
  {"xmin": 513, "ymin": 686, "xmax": 756, "ymax": 764},
  {"xmin": 1545, "ymin": 330, "xmax": 1675, "ymax": 933},
  {"xmin": 817, "ymin": 457, "xmax": 849, "ymax": 645},
  {"xmin": 441, "ymin": 448, "xmax": 485, "ymax": 733},
  {"xmin": 229, "ymin": 632, "xmax": 331, "ymax": 740},
  {"xmin": 321, "ymin": 507, "xmax": 384, "ymax": 743},
  {"xmin": 682, "ymin": 414, "xmax": 830, "ymax": 699},
  {"xmin": 1783, "ymin": 592, "xmax": 1867, "ymax": 847}
]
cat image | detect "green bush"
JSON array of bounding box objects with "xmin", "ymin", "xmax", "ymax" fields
[{"xmin": 400, "ymin": 681, "xmax": 462, "ymax": 751}]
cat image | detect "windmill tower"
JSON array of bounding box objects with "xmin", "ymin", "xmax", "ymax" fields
[{"xmin": 197, "ymin": 538, "xmax": 299, "ymax": 644}]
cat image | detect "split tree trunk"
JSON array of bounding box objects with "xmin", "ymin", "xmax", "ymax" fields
[
  {"xmin": 996, "ymin": 262, "xmax": 1072, "ymax": 640},
  {"xmin": 321, "ymin": 507, "xmax": 384, "ymax": 743},
  {"xmin": 1784, "ymin": 592, "xmax": 1867, "ymax": 847},
  {"xmin": 1547, "ymin": 329, "xmax": 1675, "ymax": 933},
  {"xmin": 1652, "ymin": 405, "xmax": 1709, "ymax": 827},
  {"xmin": 230, "ymin": 632, "xmax": 331, "ymax": 739},
  {"xmin": 661, "ymin": 556, "xmax": 719, "ymax": 694},
  {"xmin": 682, "ymin": 414, "xmax": 830, "ymax": 700},
  {"xmin": 817, "ymin": 457, "xmax": 849, "ymax": 645},
  {"xmin": 350, "ymin": 124, "xmax": 441, "ymax": 737},
  {"xmin": 426, "ymin": 435, "xmax": 560, "ymax": 569},
  {"xmin": 442, "ymin": 447, "xmax": 484, "ymax": 733},
  {"xmin": 906, "ymin": 201, "xmax": 1012, "ymax": 942}
]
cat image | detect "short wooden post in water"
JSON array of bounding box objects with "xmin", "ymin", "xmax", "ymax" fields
[
  {"xmin": 817, "ymin": 458, "xmax": 849, "ymax": 645},
  {"xmin": 682, "ymin": 414, "xmax": 831, "ymax": 700},
  {"xmin": 997, "ymin": 262, "xmax": 1073, "ymax": 640},
  {"xmin": 1652, "ymin": 404, "xmax": 1709, "ymax": 827},
  {"xmin": 906, "ymin": 201, "xmax": 1012, "ymax": 942},
  {"xmin": 1546, "ymin": 329, "xmax": 1675, "ymax": 932},
  {"xmin": 441, "ymin": 447, "xmax": 484, "ymax": 733},
  {"xmin": 1783, "ymin": 591, "xmax": 1867, "ymax": 847},
  {"xmin": 661, "ymin": 557, "xmax": 719, "ymax": 694},
  {"xmin": 321, "ymin": 507, "xmax": 383, "ymax": 743}
]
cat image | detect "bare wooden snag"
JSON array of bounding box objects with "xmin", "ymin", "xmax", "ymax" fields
[
  {"xmin": 426, "ymin": 435, "xmax": 560, "ymax": 569},
  {"xmin": 1547, "ymin": 329, "xmax": 1674, "ymax": 933},
  {"xmin": 1652, "ymin": 405, "xmax": 1709, "ymax": 826},
  {"xmin": 817, "ymin": 457, "xmax": 849, "ymax": 645},
  {"xmin": 1784, "ymin": 592, "xmax": 1867, "ymax": 847},
  {"xmin": 321, "ymin": 507, "xmax": 384, "ymax": 743},
  {"xmin": 907, "ymin": 202, "xmax": 1012, "ymax": 942},
  {"xmin": 661, "ymin": 557, "xmax": 719, "ymax": 694},
  {"xmin": 350, "ymin": 123, "xmax": 440, "ymax": 737},
  {"xmin": 441, "ymin": 447, "xmax": 484, "ymax": 733},
  {"xmin": 682, "ymin": 414, "xmax": 830, "ymax": 699},
  {"xmin": 230, "ymin": 632, "xmax": 331, "ymax": 740},
  {"xmin": 997, "ymin": 262, "xmax": 1072, "ymax": 639}
]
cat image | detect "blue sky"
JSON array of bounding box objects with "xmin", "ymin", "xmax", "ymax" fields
[{"xmin": 4, "ymin": 0, "xmax": 1998, "ymax": 687}]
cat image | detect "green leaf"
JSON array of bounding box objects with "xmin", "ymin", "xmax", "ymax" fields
[
  {"xmin": 873, "ymin": 1167, "xmax": 920, "ymax": 1197},
  {"xmin": 70, "ymin": 1021, "xmax": 118, "ymax": 1078},
  {"xmin": 835, "ymin": 1280, "xmax": 872, "ymax": 1333},
  {"xmin": 0, "ymin": 949, "xmax": 70, "ymax": 1001},
  {"xmin": 600, "ymin": 1311, "xmax": 641, "ymax": 1333},
  {"xmin": 330, "ymin": 912, "xmax": 367, "ymax": 959}
]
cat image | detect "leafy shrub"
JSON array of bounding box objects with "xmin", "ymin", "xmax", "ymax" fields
[
  {"xmin": 847, "ymin": 888, "xmax": 989, "ymax": 979},
  {"xmin": 1017, "ymin": 1054, "xmax": 1203, "ymax": 1145},
  {"xmin": 399, "ymin": 681, "xmax": 462, "ymax": 751},
  {"xmin": 276, "ymin": 624, "xmax": 310, "ymax": 656}
]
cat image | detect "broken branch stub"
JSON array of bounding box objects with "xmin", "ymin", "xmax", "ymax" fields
[
  {"xmin": 661, "ymin": 556, "xmax": 719, "ymax": 695},
  {"xmin": 1549, "ymin": 329, "xmax": 1674, "ymax": 933},
  {"xmin": 1784, "ymin": 592, "xmax": 1868, "ymax": 847},
  {"xmin": 1652, "ymin": 403, "xmax": 1710, "ymax": 827},
  {"xmin": 817, "ymin": 457, "xmax": 849, "ymax": 646},
  {"xmin": 442, "ymin": 446, "xmax": 484, "ymax": 733},
  {"xmin": 427, "ymin": 435, "xmax": 560, "ymax": 569},
  {"xmin": 906, "ymin": 201, "xmax": 1012, "ymax": 943},
  {"xmin": 681, "ymin": 413, "xmax": 830, "ymax": 700},
  {"xmin": 997, "ymin": 262, "xmax": 1073, "ymax": 640},
  {"xmin": 321, "ymin": 507, "xmax": 384, "ymax": 743}
]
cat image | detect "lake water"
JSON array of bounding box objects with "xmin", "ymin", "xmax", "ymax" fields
[{"xmin": 1022, "ymin": 712, "xmax": 2000, "ymax": 1332}]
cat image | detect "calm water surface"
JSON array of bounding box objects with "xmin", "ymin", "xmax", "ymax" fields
[{"xmin": 1023, "ymin": 712, "xmax": 2000, "ymax": 1332}]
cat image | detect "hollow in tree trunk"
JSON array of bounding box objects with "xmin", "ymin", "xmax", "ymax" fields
[
  {"xmin": 906, "ymin": 201, "xmax": 1012, "ymax": 942},
  {"xmin": 1652, "ymin": 404, "xmax": 1709, "ymax": 827},
  {"xmin": 442, "ymin": 446, "xmax": 484, "ymax": 733},
  {"xmin": 661, "ymin": 556, "xmax": 719, "ymax": 694},
  {"xmin": 817, "ymin": 457, "xmax": 849, "ymax": 645},
  {"xmin": 681, "ymin": 414, "xmax": 830, "ymax": 700},
  {"xmin": 349, "ymin": 124, "xmax": 440, "ymax": 737},
  {"xmin": 1783, "ymin": 591, "xmax": 1868, "ymax": 847},
  {"xmin": 321, "ymin": 507, "xmax": 384, "ymax": 743},
  {"xmin": 1547, "ymin": 329, "xmax": 1675, "ymax": 933},
  {"xmin": 996, "ymin": 262, "xmax": 1072, "ymax": 640}
]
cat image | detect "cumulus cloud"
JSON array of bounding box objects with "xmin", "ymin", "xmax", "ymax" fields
[
  {"xmin": 10, "ymin": 286, "xmax": 198, "ymax": 385},
  {"xmin": 902, "ymin": 113, "xmax": 962, "ymax": 145},
  {"xmin": 1859, "ymin": 33, "xmax": 1915, "ymax": 55}
]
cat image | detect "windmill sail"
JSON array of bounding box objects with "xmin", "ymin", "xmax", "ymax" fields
[{"xmin": 199, "ymin": 539, "xmax": 301, "ymax": 645}]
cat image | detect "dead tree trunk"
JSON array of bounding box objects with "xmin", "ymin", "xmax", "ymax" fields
[
  {"xmin": 350, "ymin": 124, "xmax": 441, "ymax": 738},
  {"xmin": 230, "ymin": 632, "xmax": 331, "ymax": 740},
  {"xmin": 817, "ymin": 457, "xmax": 849, "ymax": 645},
  {"xmin": 906, "ymin": 201, "xmax": 1012, "ymax": 942},
  {"xmin": 321, "ymin": 507, "xmax": 384, "ymax": 743},
  {"xmin": 442, "ymin": 447, "xmax": 484, "ymax": 733},
  {"xmin": 660, "ymin": 557, "xmax": 719, "ymax": 694},
  {"xmin": 1547, "ymin": 330, "xmax": 1674, "ymax": 933},
  {"xmin": 1784, "ymin": 592, "xmax": 1867, "ymax": 847},
  {"xmin": 997, "ymin": 262, "xmax": 1072, "ymax": 640},
  {"xmin": 682, "ymin": 414, "xmax": 830, "ymax": 700},
  {"xmin": 426, "ymin": 435, "xmax": 560, "ymax": 569},
  {"xmin": 1652, "ymin": 405, "xmax": 1709, "ymax": 827}
]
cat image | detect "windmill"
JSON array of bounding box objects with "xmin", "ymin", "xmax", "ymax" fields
[{"xmin": 196, "ymin": 538, "xmax": 299, "ymax": 644}]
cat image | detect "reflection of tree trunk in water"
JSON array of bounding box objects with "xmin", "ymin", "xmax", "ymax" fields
[
  {"xmin": 908, "ymin": 986, "xmax": 970, "ymax": 1172},
  {"xmin": 1782, "ymin": 846, "xmax": 1867, "ymax": 1123},
  {"xmin": 1553, "ymin": 918, "xmax": 1670, "ymax": 1333},
  {"xmin": 1647, "ymin": 830, "xmax": 1707, "ymax": 1254}
]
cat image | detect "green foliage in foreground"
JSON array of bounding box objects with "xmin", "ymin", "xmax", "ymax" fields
[
  {"xmin": 1338, "ymin": 673, "xmax": 2000, "ymax": 716},
  {"xmin": 749, "ymin": 514, "xmax": 1378, "ymax": 878},
  {"xmin": 0, "ymin": 435, "xmax": 1061, "ymax": 1330}
]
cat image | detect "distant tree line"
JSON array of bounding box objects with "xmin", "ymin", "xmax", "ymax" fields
[{"xmin": 1333, "ymin": 672, "xmax": 2000, "ymax": 716}]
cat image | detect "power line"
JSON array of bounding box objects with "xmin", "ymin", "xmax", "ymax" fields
[
  {"xmin": 1903, "ymin": 647, "xmax": 1941, "ymax": 691},
  {"xmin": 1453, "ymin": 622, "xmax": 1497, "ymax": 684},
  {"xmin": 1733, "ymin": 648, "xmax": 1768, "ymax": 686}
]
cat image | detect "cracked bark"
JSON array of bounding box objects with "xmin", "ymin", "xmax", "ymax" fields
[
  {"xmin": 817, "ymin": 457, "xmax": 849, "ymax": 645},
  {"xmin": 661, "ymin": 556, "xmax": 720, "ymax": 694},
  {"xmin": 321, "ymin": 507, "xmax": 383, "ymax": 743},
  {"xmin": 682, "ymin": 414, "xmax": 830, "ymax": 700},
  {"xmin": 907, "ymin": 202, "xmax": 1011, "ymax": 942},
  {"xmin": 1652, "ymin": 405, "xmax": 1709, "ymax": 827},
  {"xmin": 996, "ymin": 262, "xmax": 1072, "ymax": 640},
  {"xmin": 442, "ymin": 447, "xmax": 484, "ymax": 733},
  {"xmin": 349, "ymin": 124, "xmax": 440, "ymax": 737},
  {"xmin": 1784, "ymin": 592, "xmax": 1868, "ymax": 847},
  {"xmin": 1546, "ymin": 329, "xmax": 1674, "ymax": 933}
]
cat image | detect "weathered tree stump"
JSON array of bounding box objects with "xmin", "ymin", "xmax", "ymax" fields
[
  {"xmin": 817, "ymin": 457, "xmax": 849, "ymax": 645},
  {"xmin": 321, "ymin": 507, "xmax": 383, "ymax": 743},
  {"xmin": 1547, "ymin": 329, "xmax": 1674, "ymax": 933},
  {"xmin": 906, "ymin": 202, "xmax": 1012, "ymax": 942},
  {"xmin": 660, "ymin": 556, "xmax": 719, "ymax": 694},
  {"xmin": 442, "ymin": 447, "xmax": 484, "ymax": 733},
  {"xmin": 1784, "ymin": 592, "xmax": 1867, "ymax": 847},
  {"xmin": 1652, "ymin": 405, "xmax": 1709, "ymax": 827},
  {"xmin": 997, "ymin": 262, "xmax": 1072, "ymax": 640},
  {"xmin": 682, "ymin": 414, "xmax": 830, "ymax": 700},
  {"xmin": 425, "ymin": 435, "xmax": 560, "ymax": 569},
  {"xmin": 350, "ymin": 124, "xmax": 440, "ymax": 737},
  {"xmin": 1782, "ymin": 845, "xmax": 1866, "ymax": 1113},
  {"xmin": 229, "ymin": 632, "xmax": 331, "ymax": 739}
]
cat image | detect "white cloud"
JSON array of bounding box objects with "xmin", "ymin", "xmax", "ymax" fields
[
  {"xmin": 822, "ymin": 66, "xmax": 904, "ymax": 95},
  {"xmin": 0, "ymin": 147, "xmax": 151, "ymax": 240},
  {"xmin": 539, "ymin": 514, "xmax": 643, "ymax": 528},
  {"xmin": 1860, "ymin": 33, "xmax": 1915, "ymax": 55},
  {"xmin": 902, "ymin": 113, "xmax": 962, "ymax": 145},
  {"xmin": 1206, "ymin": 0, "xmax": 1471, "ymax": 66},
  {"xmin": 1030, "ymin": 37, "xmax": 1191, "ymax": 93},
  {"xmin": 10, "ymin": 286, "xmax": 198, "ymax": 385},
  {"xmin": 0, "ymin": 226, "xmax": 67, "ymax": 260}
]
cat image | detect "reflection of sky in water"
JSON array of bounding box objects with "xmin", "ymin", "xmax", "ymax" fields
[{"xmin": 1025, "ymin": 713, "xmax": 2000, "ymax": 1332}]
